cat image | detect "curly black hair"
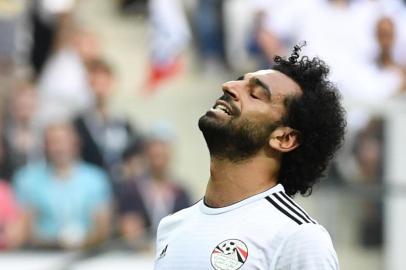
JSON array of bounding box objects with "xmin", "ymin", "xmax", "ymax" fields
[{"xmin": 272, "ymin": 43, "xmax": 346, "ymax": 196}]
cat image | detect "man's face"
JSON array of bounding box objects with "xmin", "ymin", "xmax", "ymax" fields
[
  {"xmin": 198, "ymin": 70, "xmax": 301, "ymax": 161},
  {"xmin": 89, "ymin": 69, "xmax": 114, "ymax": 100},
  {"xmin": 376, "ymin": 17, "xmax": 395, "ymax": 52},
  {"xmin": 146, "ymin": 140, "xmax": 171, "ymax": 174},
  {"xmin": 13, "ymin": 87, "xmax": 37, "ymax": 124},
  {"xmin": 45, "ymin": 124, "xmax": 79, "ymax": 167}
]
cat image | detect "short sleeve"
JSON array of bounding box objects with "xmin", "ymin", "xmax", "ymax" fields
[
  {"xmin": 13, "ymin": 168, "xmax": 35, "ymax": 208},
  {"xmin": 87, "ymin": 168, "xmax": 112, "ymax": 211},
  {"xmin": 274, "ymin": 224, "xmax": 339, "ymax": 270}
]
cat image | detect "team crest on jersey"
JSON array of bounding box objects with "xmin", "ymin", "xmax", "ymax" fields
[{"xmin": 210, "ymin": 239, "xmax": 248, "ymax": 270}]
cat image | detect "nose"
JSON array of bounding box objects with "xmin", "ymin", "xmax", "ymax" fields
[{"xmin": 222, "ymin": 80, "xmax": 241, "ymax": 101}]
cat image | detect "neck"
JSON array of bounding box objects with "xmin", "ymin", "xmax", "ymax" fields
[
  {"xmin": 52, "ymin": 161, "xmax": 74, "ymax": 178},
  {"xmin": 95, "ymin": 100, "xmax": 108, "ymax": 119},
  {"xmin": 379, "ymin": 51, "xmax": 393, "ymax": 66},
  {"xmin": 15, "ymin": 119, "xmax": 30, "ymax": 129},
  {"xmin": 205, "ymin": 153, "xmax": 279, "ymax": 208},
  {"xmin": 151, "ymin": 169, "xmax": 167, "ymax": 182}
]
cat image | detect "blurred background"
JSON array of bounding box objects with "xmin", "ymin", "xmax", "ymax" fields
[{"xmin": 0, "ymin": 0, "xmax": 405, "ymax": 269}]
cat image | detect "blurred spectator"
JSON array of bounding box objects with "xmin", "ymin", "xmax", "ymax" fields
[
  {"xmin": 0, "ymin": 0, "xmax": 24, "ymax": 67},
  {"xmin": 375, "ymin": 16, "xmax": 406, "ymax": 92},
  {"xmin": 74, "ymin": 58, "xmax": 139, "ymax": 175},
  {"xmin": 248, "ymin": 11, "xmax": 279, "ymax": 69},
  {"xmin": 0, "ymin": 112, "xmax": 25, "ymax": 247},
  {"xmin": 249, "ymin": 0, "xmax": 320, "ymax": 67},
  {"xmin": 2, "ymin": 81, "xmax": 41, "ymax": 177},
  {"xmin": 0, "ymin": 135, "xmax": 13, "ymax": 180},
  {"xmin": 145, "ymin": 0, "xmax": 190, "ymax": 90},
  {"xmin": 352, "ymin": 118, "xmax": 384, "ymax": 248},
  {"xmin": 353, "ymin": 119, "xmax": 384, "ymax": 183},
  {"xmin": 0, "ymin": 180, "xmax": 25, "ymax": 250},
  {"xmin": 115, "ymin": 122, "xmax": 190, "ymax": 245},
  {"xmin": 118, "ymin": 0, "xmax": 148, "ymax": 15},
  {"xmin": 334, "ymin": 11, "xmax": 406, "ymax": 185},
  {"xmin": 28, "ymin": 0, "xmax": 76, "ymax": 77},
  {"xmin": 0, "ymin": 0, "xmax": 26, "ymax": 99},
  {"xmin": 194, "ymin": 0, "xmax": 226, "ymax": 74},
  {"xmin": 117, "ymin": 140, "xmax": 146, "ymax": 183},
  {"xmin": 37, "ymin": 27, "xmax": 98, "ymax": 118},
  {"xmin": 249, "ymin": 0, "xmax": 405, "ymax": 131},
  {"xmin": 0, "ymin": 0, "xmax": 23, "ymax": 57},
  {"xmin": 112, "ymin": 140, "xmax": 146, "ymax": 248},
  {"xmin": 13, "ymin": 121, "xmax": 112, "ymax": 249},
  {"xmin": 249, "ymin": 0, "xmax": 294, "ymax": 67}
]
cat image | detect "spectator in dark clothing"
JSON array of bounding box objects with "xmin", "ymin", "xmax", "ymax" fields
[
  {"xmin": 194, "ymin": 0, "xmax": 227, "ymax": 74},
  {"xmin": 0, "ymin": 135, "xmax": 13, "ymax": 181},
  {"xmin": 74, "ymin": 58, "xmax": 140, "ymax": 175},
  {"xmin": 353, "ymin": 118, "xmax": 384, "ymax": 248},
  {"xmin": 115, "ymin": 122, "xmax": 191, "ymax": 247}
]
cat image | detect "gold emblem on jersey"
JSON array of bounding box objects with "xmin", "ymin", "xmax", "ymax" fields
[{"xmin": 210, "ymin": 239, "xmax": 248, "ymax": 270}]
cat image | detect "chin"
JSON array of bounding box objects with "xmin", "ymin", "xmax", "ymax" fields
[
  {"xmin": 198, "ymin": 113, "xmax": 211, "ymax": 132},
  {"xmin": 199, "ymin": 112, "xmax": 225, "ymax": 132}
]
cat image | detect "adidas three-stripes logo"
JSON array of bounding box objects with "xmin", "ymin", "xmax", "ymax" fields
[{"xmin": 265, "ymin": 191, "xmax": 316, "ymax": 225}]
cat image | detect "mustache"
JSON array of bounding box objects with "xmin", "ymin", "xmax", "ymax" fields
[{"xmin": 218, "ymin": 93, "xmax": 240, "ymax": 116}]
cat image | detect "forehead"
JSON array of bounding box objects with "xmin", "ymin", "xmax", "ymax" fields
[{"xmin": 247, "ymin": 69, "xmax": 302, "ymax": 97}]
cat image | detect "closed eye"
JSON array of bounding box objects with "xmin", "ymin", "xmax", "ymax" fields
[
  {"xmin": 249, "ymin": 77, "xmax": 271, "ymax": 101},
  {"xmin": 237, "ymin": 75, "xmax": 244, "ymax": 81}
]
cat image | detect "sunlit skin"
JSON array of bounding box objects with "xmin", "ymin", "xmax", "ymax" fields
[{"xmin": 204, "ymin": 70, "xmax": 303, "ymax": 208}]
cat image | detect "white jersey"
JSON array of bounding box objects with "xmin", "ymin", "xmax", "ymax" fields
[{"xmin": 154, "ymin": 184, "xmax": 339, "ymax": 270}]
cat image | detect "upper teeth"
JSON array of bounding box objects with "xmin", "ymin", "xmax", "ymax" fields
[{"xmin": 214, "ymin": 104, "xmax": 230, "ymax": 114}]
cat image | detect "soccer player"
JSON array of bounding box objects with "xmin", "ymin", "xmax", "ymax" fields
[{"xmin": 154, "ymin": 44, "xmax": 346, "ymax": 270}]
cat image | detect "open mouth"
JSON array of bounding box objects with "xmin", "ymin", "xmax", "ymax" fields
[{"xmin": 211, "ymin": 100, "xmax": 232, "ymax": 115}]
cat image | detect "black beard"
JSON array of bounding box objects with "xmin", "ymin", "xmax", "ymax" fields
[{"xmin": 198, "ymin": 113, "xmax": 277, "ymax": 163}]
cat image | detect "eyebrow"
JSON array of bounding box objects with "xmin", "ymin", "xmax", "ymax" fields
[
  {"xmin": 250, "ymin": 77, "xmax": 271, "ymax": 99},
  {"xmin": 237, "ymin": 75, "xmax": 272, "ymax": 99}
]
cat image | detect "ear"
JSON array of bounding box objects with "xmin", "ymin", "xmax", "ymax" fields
[{"xmin": 269, "ymin": 127, "xmax": 300, "ymax": 153}]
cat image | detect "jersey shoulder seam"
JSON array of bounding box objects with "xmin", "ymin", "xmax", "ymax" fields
[{"xmin": 264, "ymin": 191, "xmax": 317, "ymax": 225}]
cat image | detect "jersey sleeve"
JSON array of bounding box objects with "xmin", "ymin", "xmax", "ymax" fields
[{"xmin": 273, "ymin": 224, "xmax": 339, "ymax": 270}]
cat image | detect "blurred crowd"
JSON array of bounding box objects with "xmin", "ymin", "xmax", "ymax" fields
[
  {"xmin": 0, "ymin": 0, "xmax": 192, "ymax": 251},
  {"xmin": 0, "ymin": 0, "xmax": 405, "ymax": 253}
]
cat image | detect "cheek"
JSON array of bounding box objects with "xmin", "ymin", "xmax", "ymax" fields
[
  {"xmin": 241, "ymin": 99, "xmax": 268, "ymax": 114},
  {"xmin": 272, "ymin": 106, "xmax": 287, "ymax": 123},
  {"xmin": 242, "ymin": 106, "xmax": 281, "ymax": 125},
  {"xmin": 265, "ymin": 99, "xmax": 288, "ymax": 123},
  {"xmin": 234, "ymin": 112, "xmax": 271, "ymax": 132}
]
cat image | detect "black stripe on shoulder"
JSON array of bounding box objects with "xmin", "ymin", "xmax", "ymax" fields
[
  {"xmin": 271, "ymin": 193, "xmax": 311, "ymax": 224},
  {"xmin": 278, "ymin": 191, "xmax": 316, "ymax": 224},
  {"xmin": 265, "ymin": 196, "xmax": 302, "ymax": 225}
]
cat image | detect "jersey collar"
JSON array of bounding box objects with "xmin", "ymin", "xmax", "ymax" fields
[{"xmin": 200, "ymin": 184, "xmax": 285, "ymax": 215}]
